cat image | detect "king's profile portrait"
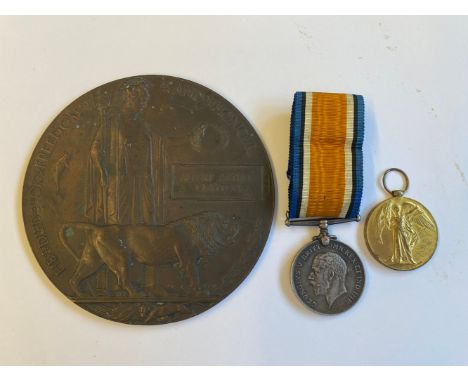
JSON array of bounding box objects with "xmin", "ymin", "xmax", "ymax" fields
[{"xmin": 308, "ymin": 252, "xmax": 348, "ymax": 308}]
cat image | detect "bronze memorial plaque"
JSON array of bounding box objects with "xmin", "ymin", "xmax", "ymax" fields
[{"xmin": 22, "ymin": 75, "xmax": 274, "ymax": 324}]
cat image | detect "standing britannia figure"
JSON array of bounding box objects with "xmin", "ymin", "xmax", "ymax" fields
[{"xmin": 86, "ymin": 77, "xmax": 158, "ymax": 225}]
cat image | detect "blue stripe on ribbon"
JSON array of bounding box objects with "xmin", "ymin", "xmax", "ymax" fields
[
  {"xmin": 347, "ymin": 94, "xmax": 365, "ymax": 218},
  {"xmin": 288, "ymin": 92, "xmax": 304, "ymax": 219}
]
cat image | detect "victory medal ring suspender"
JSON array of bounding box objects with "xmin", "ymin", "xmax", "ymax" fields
[{"xmin": 287, "ymin": 92, "xmax": 365, "ymax": 314}]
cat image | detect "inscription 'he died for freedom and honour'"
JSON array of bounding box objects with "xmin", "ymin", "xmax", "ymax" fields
[{"xmin": 22, "ymin": 75, "xmax": 275, "ymax": 325}]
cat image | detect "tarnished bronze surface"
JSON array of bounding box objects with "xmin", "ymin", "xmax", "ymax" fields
[{"xmin": 22, "ymin": 75, "xmax": 274, "ymax": 324}]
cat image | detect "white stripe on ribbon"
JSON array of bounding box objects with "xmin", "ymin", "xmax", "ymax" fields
[
  {"xmin": 339, "ymin": 94, "xmax": 355, "ymax": 218},
  {"xmin": 299, "ymin": 92, "xmax": 313, "ymax": 217}
]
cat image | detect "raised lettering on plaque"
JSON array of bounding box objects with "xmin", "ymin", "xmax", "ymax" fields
[{"xmin": 22, "ymin": 76, "xmax": 274, "ymax": 325}]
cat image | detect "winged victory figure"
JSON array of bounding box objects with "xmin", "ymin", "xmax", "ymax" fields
[{"xmin": 377, "ymin": 200, "xmax": 436, "ymax": 265}]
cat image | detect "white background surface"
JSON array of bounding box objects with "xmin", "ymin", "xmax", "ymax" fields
[{"xmin": 1, "ymin": 16, "xmax": 467, "ymax": 365}]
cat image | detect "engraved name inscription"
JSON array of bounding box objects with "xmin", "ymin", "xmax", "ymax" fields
[{"xmin": 171, "ymin": 164, "xmax": 264, "ymax": 201}]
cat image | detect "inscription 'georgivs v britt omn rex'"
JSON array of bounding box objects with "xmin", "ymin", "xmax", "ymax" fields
[{"xmin": 22, "ymin": 75, "xmax": 274, "ymax": 325}]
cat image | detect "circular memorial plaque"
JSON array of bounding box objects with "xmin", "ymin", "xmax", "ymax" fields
[{"xmin": 22, "ymin": 75, "xmax": 274, "ymax": 324}]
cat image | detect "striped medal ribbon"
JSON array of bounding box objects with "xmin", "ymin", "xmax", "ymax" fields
[
  {"xmin": 287, "ymin": 92, "xmax": 366, "ymax": 314},
  {"xmin": 287, "ymin": 92, "xmax": 364, "ymax": 225}
]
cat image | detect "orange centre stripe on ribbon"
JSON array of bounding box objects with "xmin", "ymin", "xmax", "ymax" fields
[{"xmin": 307, "ymin": 93, "xmax": 347, "ymax": 217}]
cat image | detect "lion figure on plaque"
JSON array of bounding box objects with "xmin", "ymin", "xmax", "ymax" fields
[{"xmin": 59, "ymin": 212, "xmax": 240, "ymax": 297}]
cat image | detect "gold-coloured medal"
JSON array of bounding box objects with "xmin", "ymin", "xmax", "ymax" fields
[{"xmin": 365, "ymin": 168, "xmax": 438, "ymax": 271}]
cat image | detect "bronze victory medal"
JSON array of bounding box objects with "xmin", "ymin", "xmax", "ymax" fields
[
  {"xmin": 22, "ymin": 75, "xmax": 274, "ymax": 324},
  {"xmin": 365, "ymin": 169, "xmax": 438, "ymax": 271}
]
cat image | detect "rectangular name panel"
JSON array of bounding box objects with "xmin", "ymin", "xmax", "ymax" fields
[{"xmin": 171, "ymin": 164, "xmax": 264, "ymax": 201}]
